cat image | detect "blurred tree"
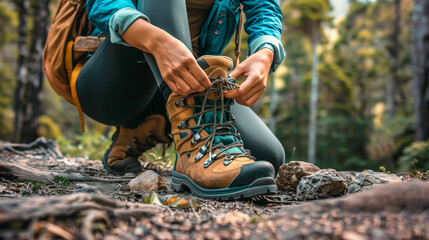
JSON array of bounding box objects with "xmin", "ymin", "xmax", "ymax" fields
[
  {"xmin": 412, "ymin": 0, "xmax": 429, "ymax": 141},
  {"xmin": 387, "ymin": 0, "xmax": 401, "ymax": 119},
  {"xmin": 283, "ymin": 0, "xmax": 332, "ymax": 164},
  {"xmin": 12, "ymin": 0, "xmax": 51, "ymax": 143}
]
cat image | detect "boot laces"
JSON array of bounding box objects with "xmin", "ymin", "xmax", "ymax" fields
[{"xmin": 178, "ymin": 77, "xmax": 252, "ymax": 167}]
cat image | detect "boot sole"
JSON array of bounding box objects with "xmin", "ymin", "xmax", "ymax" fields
[{"xmin": 171, "ymin": 170, "xmax": 277, "ymax": 200}]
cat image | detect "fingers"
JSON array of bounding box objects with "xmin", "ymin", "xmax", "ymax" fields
[
  {"xmin": 187, "ymin": 60, "xmax": 211, "ymax": 88},
  {"xmin": 230, "ymin": 64, "xmax": 245, "ymax": 79},
  {"xmin": 224, "ymin": 73, "xmax": 267, "ymax": 107},
  {"xmin": 179, "ymin": 69, "xmax": 206, "ymax": 93},
  {"xmin": 236, "ymin": 89, "xmax": 264, "ymax": 107},
  {"xmin": 161, "ymin": 57, "xmax": 211, "ymax": 96}
]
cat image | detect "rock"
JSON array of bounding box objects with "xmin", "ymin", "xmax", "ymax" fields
[
  {"xmin": 296, "ymin": 169, "xmax": 348, "ymax": 200},
  {"xmin": 348, "ymin": 170, "xmax": 402, "ymax": 194},
  {"xmin": 128, "ymin": 170, "xmax": 167, "ymax": 191},
  {"xmin": 275, "ymin": 161, "xmax": 321, "ymax": 191}
]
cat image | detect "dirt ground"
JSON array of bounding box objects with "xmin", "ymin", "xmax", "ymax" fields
[{"xmin": 0, "ymin": 139, "xmax": 428, "ymax": 240}]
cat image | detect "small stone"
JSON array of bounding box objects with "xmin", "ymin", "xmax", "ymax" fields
[
  {"xmin": 275, "ymin": 161, "xmax": 321, "ymax": 191},
  {"xmin": 0, "ymin": 185, "xmax": 7, "ymax": 193},
  {"xmin": 296, "ymin": 169, "xmax": 348, "ymax": 200},
  {"xmin": 121, "ymin": 184, "xmax": 131, "ymax": 191},
  {"xmin": 347, "ymin": 170, "xmax": 402, "ymax": 194},
  {"xmin": 124, "ymin": 172, "xmax": 136, "ymax": 178},
  {"xmin": 76, "ymin": 183, "xmax": 90, "ymax": 188},
  {"xmin": 341, "ymin": 231, "xmax": 367, "ymax": 240},
  {"xmin": 128, "ymin": 170, "xmax": 167, "ymax": 191},
  {"xmin": 215, "ymin": 211, "xmax": 249, "ymax": 226}
]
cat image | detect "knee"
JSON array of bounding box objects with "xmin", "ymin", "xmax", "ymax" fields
[
  {"xmin": 255, "ymin": 138, "xmax": 285, "ymax": 176},
  {"xmin": 269, "ymin": 140, "xmax": 285, "ymax": 176}
]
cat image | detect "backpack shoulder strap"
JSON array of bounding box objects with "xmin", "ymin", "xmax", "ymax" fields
[{"xmin": 234, "ymin": 3, "xmax": 244, "ymax": 67}]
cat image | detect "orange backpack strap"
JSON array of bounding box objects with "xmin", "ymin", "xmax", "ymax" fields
[
  {"xmin": 66, "ymin": 40, "xmax": 86, "ymax": 133},
  {"xmin": 234, "ymin": 4, "xmax": 244, "ymax": 67}
]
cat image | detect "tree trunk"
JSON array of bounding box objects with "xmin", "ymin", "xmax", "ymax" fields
[
  {"xmin": 13, "ymin": 0, "xmax": 51, "ymax": 143},
  {"xmin": 307, "ymin": 25, "xmax": 321, "ymax": 164},
  {"xmin": 269, "ymin": 74, "xmax": 280, "ymax": 132},
  {"xmin": 388, "ymin": 0, "xmax": 401, "ymax": 119},
  {"xmin": 412, "ymin": 0, "xmax": 429, "ymax": 141},
  {"xmin": 12, "ymin": 0, "xmax": 30, "ymax": 142}
]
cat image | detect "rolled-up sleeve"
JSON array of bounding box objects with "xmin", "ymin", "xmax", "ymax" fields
[
  {"xmin": 242, "ymin": 0, "xmax": 285, "ymax": 71},
  {"xmin": 86, "ymin": 0, "xmax": 149, "ymax": 45}
]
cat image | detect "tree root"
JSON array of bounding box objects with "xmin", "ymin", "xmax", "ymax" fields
[
  {"xmin": 0, "ymin": 137, "xmax": 63, "ymax": 159},
  {"xmin": 0, "ymin": 160, "xmax": 130, "ymax": 182}
]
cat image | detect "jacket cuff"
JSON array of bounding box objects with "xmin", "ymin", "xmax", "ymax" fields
[
  {"xmin": 249, "ymin": 35, "xmax": 285, "ymax": 72},
  {"xmin": 109, "ymin": 7, "xmax": 150, "ymax": 46}
]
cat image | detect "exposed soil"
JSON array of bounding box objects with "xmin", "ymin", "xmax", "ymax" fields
[{"xmin": 0, "ymin": 139, "xmax": 428, "ymax": 239}]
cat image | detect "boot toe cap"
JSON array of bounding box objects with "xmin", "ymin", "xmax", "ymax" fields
[{"xmin": 228, "ymin": 161, "xmax": 275, "ymax": 188}]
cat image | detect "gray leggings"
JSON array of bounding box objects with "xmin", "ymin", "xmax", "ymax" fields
[{"xmin": 76, "ymin": 0, "xmax": 285, "ymax": 172}]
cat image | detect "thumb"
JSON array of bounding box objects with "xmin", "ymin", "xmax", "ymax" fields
[
  {"xmin": 223, "ymin": 90, "xmax": 237, "ymax": 99},
  {"xmin": 230, "ymin": 63, "xmax": 246, "ymax": 79}
]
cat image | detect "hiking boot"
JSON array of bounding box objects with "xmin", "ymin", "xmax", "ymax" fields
[
  {"xmin": 167, "ymin": 55, "xmax": 277, "ymax": 200},
  {"xmin": 102, "ymin": 114, "xmax": 172, "ymax": 175}
]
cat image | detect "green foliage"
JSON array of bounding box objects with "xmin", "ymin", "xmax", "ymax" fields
[
  {"xmin": 0, "ymin": 1, "xmax": 17, "ymax": 140},
  {"xmin": 142, "ymin": 143, "xmax": 176, "ymax": 168},
  {"xmin": 25, "ymin": 180, "xmax": 43, "ymax": 192},
  {"xmin": 57, "ymin": 129, "xmax": 112, "ymax": 160},
  {"xmin": 398, "ymin": 141, "xmax": 429, "ymax": 173},
  {"xmin": 53, "ymin": 176, "xmax": 70, "ymax": 189},
  {"xmin": 37, "ymin": 115, "xmax": 62, "ymax": 139},
  {"xmin": 379, "ymin": 166, "xmax": 391, "ymax": 175}
]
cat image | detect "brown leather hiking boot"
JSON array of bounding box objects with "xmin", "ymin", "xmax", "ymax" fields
[
  {"xmin": 102, "ymin": 114, "xmax": 172, "ymax": 175},
  {"xmin": 167, "ymin": 56, "xmax": 276, "ymax": 200}
]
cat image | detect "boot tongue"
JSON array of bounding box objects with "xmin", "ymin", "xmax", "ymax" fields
[
  {"xmin": 194, "ymin": 56, "xmax": 243, "ymax": 155},
  {"xmin": 196, "ymin": 56, "xmax": 233, "ymax": 80},
  {"xmin": 194, "ymin": 97, "xmax": 244, "ymax": 155}
]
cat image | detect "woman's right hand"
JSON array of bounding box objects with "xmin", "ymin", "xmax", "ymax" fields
[{"xmin": 122, "ymin": 18, "xmax": 210, "ymax": 96}]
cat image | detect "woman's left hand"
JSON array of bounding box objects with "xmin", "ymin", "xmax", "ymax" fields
[{"xmin": 224, "ymin": 48, "xmax": 274, "ymax": 107}]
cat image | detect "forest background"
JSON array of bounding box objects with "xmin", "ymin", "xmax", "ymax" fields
[{"xmin": 0, "ymin": 0, "xmax": 428, "ymax": 173}]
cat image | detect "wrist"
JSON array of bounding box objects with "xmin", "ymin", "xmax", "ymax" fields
[
  {"xmin": 122, "ymin": 18, "xmax": 168, "ymax": 53},
  {"xmin": 256, "ymin": 48, "xmax": 274, "ymax": 65}
]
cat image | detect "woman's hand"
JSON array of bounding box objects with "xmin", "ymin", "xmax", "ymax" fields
[
  {"xmin": 122, "ymin": 19, "xmax": 210, "ymax": 96},
  {"xmin": 224, "ymin": 48, "xmax": 274, "ymax": 107},
  {"xmin": 151, "ymin": 36, "xmax": 211, "ymax": 96}
]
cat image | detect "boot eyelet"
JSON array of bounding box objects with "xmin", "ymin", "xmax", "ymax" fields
[
  {"xmin": 195, "ymin": 152, "xmax": 203, "ymax": 162},
  {"xmin": 204, "ymin": 153, "xmax": 217, "ymax": 168},
  {"xmin": 223, "ymin": 159, "xmax": 232, "ymax": 166},
  {"xmin": 175, "ymin": 98, "xmax": 185, "ymax": 107},
  {"xmin": 178, "ymin": 121, "xmax": 187, "ymax": 129},
  {"xmin": 194, "ymin": 133, "xmax": 201, "ymax": 141},
  {"xmin": 190, "ymin": 139, "xmax": 195, "ymax": 145},
  {"xmin": 199, "ymin": 146, "xmax": 207, "ymax": 154}
]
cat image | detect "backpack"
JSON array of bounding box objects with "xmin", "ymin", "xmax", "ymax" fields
[{"xmin": 43, "ymin": 0, "xmax": 104, "ymax": 132}]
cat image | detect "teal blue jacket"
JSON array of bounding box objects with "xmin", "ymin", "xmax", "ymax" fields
[{"xmin": 86, "ymin": 0, "xmax": 285, "ymax": 71}]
